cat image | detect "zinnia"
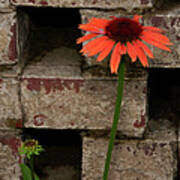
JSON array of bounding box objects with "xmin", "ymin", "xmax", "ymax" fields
[{"xmin": 77, "ymin": 15, "xmax": 173, "ymax": 73}]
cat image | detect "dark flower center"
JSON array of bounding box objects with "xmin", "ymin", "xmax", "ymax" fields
[
  {"xmin": 24, "ymin": 140, "xmax": 36, "ymax": 147},
  {"xmin": 105, "ymin": 17, "xmax": 143, "ymax": 42}
]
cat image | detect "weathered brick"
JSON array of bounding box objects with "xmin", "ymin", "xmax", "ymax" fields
[
  {"xmin": 0, "ymin": 12, "xmax": 17, "ymax": 65},
  {"xmin": 21, "ymin": 47, "xmax": 147, "ymax": 137},
  {"xmin": 82, "ymin": 114, "xmax": 177, "ymax": 179},
  {"xmin": 0, "ymin": 0, "xmax": 14, "ymax": 12},
  {"xmin": 0, "ymin": 78, "xmax": 22, "ymax": 129},
  {"xmin": 144, "ymin": 14, "xmax": 180, "ymax": 67},
  {"xmin": 10, "ymin": 0, "xmax": 154, "ymax": 11},
  {"xmin": 0, "ymin": 130, "xmax": 21, "ymax": 180},
  {"xmin": 82, "ymin": 136, "xmax": 177, "ymax": 180}
]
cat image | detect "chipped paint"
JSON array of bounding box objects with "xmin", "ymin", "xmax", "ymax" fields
[
  {"xmin": 8, "ymin": 23, "xmax": 17, "ymax": 61},
  {"xmin": 34, "ymin": 114, "xmax": 46, "ymax": 126},
  {"xmin": 28, "ymin": 0, "xmax": 35, "ymax": 3},
  {"xmin": 151, "ymin": 16, "xmax": 169, "ymax": 30},
  {"xmin": 23, "ymin": 78, "xmax": 84, "ymax": 94},
  {"xmin": 140, "ymin": 0, "xmax": 149, "ymax": 5},
  {"xmin": 16, "ymin": 119, "xmax": 23, "ymax": 128},
  {"xmin": 0, "ymin": 79, "xmax": 3, "ymax": 89},
  {"xmin": 0, "ymin": 136, "xmax": 21, "ymax": 156},
  {"xmin": 39, "ymin": 0, "xmax": 48, "ymax": 5},
  {"xmin": 133, "ymin": 111, "xmax": 146, "ymax": 128}
]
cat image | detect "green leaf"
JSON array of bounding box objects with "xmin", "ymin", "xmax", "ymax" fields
[
  {"xmin": 33, "ymin": 173, "xmax": 40, "ymax": 180},
  {"xmin": 20, "ymin": 164, "xmax": 33, "ymax": 180}
]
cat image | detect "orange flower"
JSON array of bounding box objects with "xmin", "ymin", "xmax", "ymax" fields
[{"xmin": 77, "ymin": 15, "xmax": 173, "ymax": 73}]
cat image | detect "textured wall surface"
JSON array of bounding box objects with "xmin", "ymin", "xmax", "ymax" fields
[
  {"xmin": 0, "ymin": 0, "xmax": 179, "ymax": 179},
  {"xmin": 0, "ymin": 130, "xmax": 21, "ymax": 180},
  {"xmin": 20, "ymin": 47, "xmax": 147, "ymax": 137}
]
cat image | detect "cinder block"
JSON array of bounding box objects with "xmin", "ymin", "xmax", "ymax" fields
[
  {"xmin": 10, "ymin": 0, "xmax": 154, "ymax": 10},
  {"xmin": 0, "ymin": 12, "xmax": 17, "ymax": 65},
  {"xmin": 0, "ymin": 78, "xmax": 22, "ymax": 129},
  {"xmin": 21, "ymin": 47, "xmax": 147, "ymax": 138},
  {"xmin": 0, "ymin": 130, "xmax": 21, "ymax": 180},
  {"xmin": 82, "ymin": 134, "xmax": 177, "ymax": 179}
]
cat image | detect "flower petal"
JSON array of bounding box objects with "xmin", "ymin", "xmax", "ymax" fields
[
  {"xmin": 143, "ymin": 26, "xmax": 163, "ymax": 33},
  {"xmin": 133, "ymin": 42, "xmax": 149, "ymax": 67},
  {"xmin": 76, "ymin": 33, "xmax": 99, "ymax": 44},
  {"xmin": 119, "ymin": 43, "xmax": 127, "ymax": 55},
  {"xmin": 141, "ymin": 31, "xmax": 172, "ymax": 45},
  {"xmin": 89, "ymin": 18, "xmax": 109, "ymax": 29},
  {"xmin": 133, "ymin": 15, "xmax": 142, "ymax": 23},
  {"xmin": 97, "ymin": 40, "xmax": 115, "ymax": 62},
  {"xmin": 110, "ymin": 42, "xmax": 121, "ymax": 73},
  {"xmin": 140, "ymin": 35, "xmax": 171, "ymax": 52},
  {"xmin": 78, "ymin": 24, "xmax": 101, "ymax": 33},
  {"xmin": 135, "ymin": 40, "xmax": 154, "ymax": 59},
  {"xmin": 80, "ymin": 36, "xmax": 105, "ymax": 54},
  {"xmin": 127, "ymin": 41, "xmax": 137, "ymax": 62},
  {"xmin": 88, "ymin": 37, "xmax": 112, "ymax": 56}
]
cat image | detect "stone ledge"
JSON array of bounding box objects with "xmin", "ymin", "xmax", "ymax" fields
[{"xmin": 10, "ymin": 0, "xmax": 154, "ymax": 11}]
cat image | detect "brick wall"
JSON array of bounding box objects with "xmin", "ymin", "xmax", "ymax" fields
[{"xmin": 0, "ymin": 0, "xmax": 179, "ymax": 179}]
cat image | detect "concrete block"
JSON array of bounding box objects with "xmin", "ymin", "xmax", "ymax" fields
[
  {"xmin": 82, "ymin": 135, "xmax": 177, "ymax": 180},
  {"xmin": 82, "ymin": 114, "xmax": 177, "ymax": 179},
  {"xmin": 10, "ymin": 0, "xmax": 154, "ymax": 11},
  {"xmin": 0, "ymin": 0, "xmax": 14, "ymax": 12},
  {"xmin": 21, "ymin": 47, "xmax": 147, "ymax": 138},
  {"xmin": 0, "ymin": 78, "xmax": 22, "ymax": 129},
  {"xmin": 0, "ymin": 12, "xmax": 17, "ymax": 65},
  {"xmin": 0, "ymin": 130, "xmax": 21, "ymax": 180},
  {"xmin": 144, "ymin": 14, "xmax": 180, "ymax": 68}
]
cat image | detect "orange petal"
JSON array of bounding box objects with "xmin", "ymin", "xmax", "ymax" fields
[
  {"xmin": 127, "ymin": 41, "xmax": 137, "ymax": 62},
  {"xmin": 78, "ymin": 24, "xmax": 101, "ymax": 33},
  {"xmin": 135, "ymin": 40, "xmax": 154, "ymax": 59},
  {"xmin": 88, "ymin": 37, "xmax": 113, "ymax": 56},
  {"xmin": 119, "ymin": 43, "xmax": 127, "ymax": 55},
  {"xmin": 142, "ymin": 31, "xmax": 172, "ymax": 45},
  {"xmin": 97, "ymin": 40, "xmax": 115, "ymax": 62},
  {"xmin": 80, "ymin": 36, "xmax": 106, "ymax": 54},
  {"xmin": 140, "ymin": 35, "xmax": 171, "ymax": 52},
  {"xmin": 143, "ymin": 26, "xmax": 164, "ymax": 33},
  {"xmin": 133, "ymin": 15, "xmax": 142, "ymax": 23},
  {"xmin": 89, "ymin": 18, "xmax": 109, "ymax": 29},
  {"xmin": 77, "ymin": 33, "xmax": 99, "ymax": 44},
  {"xmin": 110, "ymin": 42, "xmax": 121, "ymax": 73},
  {"xmin": 133, "ymin": 42, "xmax": 149, "ymax": 67}
]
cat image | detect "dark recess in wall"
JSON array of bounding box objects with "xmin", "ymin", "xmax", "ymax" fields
[{"xmin": 22, "ymin": 129, "xmax": 82, "ymax": 180}]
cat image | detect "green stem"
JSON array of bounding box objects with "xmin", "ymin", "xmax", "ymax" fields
[
  {"xmin": 29, "ymin": 156, "xmax": 34, "ymax": 180},
  {"xmin": 103, "ymin": 59, "xmax": 125, "ymax": 180}
]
